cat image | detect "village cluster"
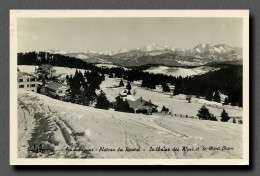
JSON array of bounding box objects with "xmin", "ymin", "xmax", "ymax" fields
[
  {"xmin": 17, "ymin": 64, "xmax": 242, "ymax": 124},
  {"xmin": 17, "ymin": 64, "xmax": 161, "ymax": 115},
  {"xmin": 18, "ymin": 64, "xmax": 71, "ymax": 101}
]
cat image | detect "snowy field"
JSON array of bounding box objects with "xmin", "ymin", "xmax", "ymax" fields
[
  {"xmin": 144, "ymin": 66, "xmax": 216, "ymax": 77},
  {"xmin": 95, "ymin": 63, "xmax": 128, "ymax": 70},
  {"xmin": 18, "ymin": 65, "xmax": 87, "ymax": 78},
  {"xmin": 18, "ymin": 65, "xmax": 242, "ymax": 120},
  {"xmin": 18, "ymin": 90, "xmax": 242, "ymax": 159},
  {"xmin": 18, "ymin": 65, "xmax": 216, "ymax": 79},
  {"xmin": 100, "ymin": 76, "xmax": 243, "ymax": 120}
]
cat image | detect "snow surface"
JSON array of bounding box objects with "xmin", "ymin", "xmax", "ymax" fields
[
  {"xmin": 144, "ymin": 66, "xmax": 216, "ymax": 77},
  {"xmin": 18, "ymin": 90, "xmax": 243, "ymax": 159},
  {"xmin": 140, "ymin": 43, "xmax": 168, "ymax": 51},
  {"xmin": 18, "ymin": 65, "xmax": 241, "ymax": 120},
  {"xmin": 99, "ymin": 76, "xmax": 242, "ymax": 120},
  {"xmin": 18, "ymin": 65, "xmax": 87, "ymax": 78},
  {"xmin": 95, "ymin": 64, "xmax": 128, "ymax": 70}
]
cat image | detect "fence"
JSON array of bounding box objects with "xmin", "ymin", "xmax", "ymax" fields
[
  {"xmin": 172, "ymin": 113, "xmax": 197, "ymax": 119},
  {"xmin": 159, "ymin": 111, "xmax": 198, "ymax": 119}
]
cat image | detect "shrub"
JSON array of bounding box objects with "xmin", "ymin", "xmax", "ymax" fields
[
  {"xmin": 197, "ymin": 105, "xmax": 217, "ymax": 121},
  {"xmin": 221, "ymin": 109, "xmax": 230, "ymax": 122}
]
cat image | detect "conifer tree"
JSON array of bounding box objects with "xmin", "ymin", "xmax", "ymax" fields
[
  {"xmin": 95, "ymin": 90, "xmax": 111, "ymax": 110},
  {"xmin": 233, "ymin": 118, "xmax": 236, "ymax": 124},
  {"xmin": 115, "ymin": 96, "xmax": 122, "ymax": 111},
  {"xmin": 223, "ymin": 97, "xmax": 229, "ymax": 105},
  {"xmin": 123, "ymin": 100, "xmax": 133, "ymax": 113},
  {"xmin": 115, "ymin": 96, "xmax": 133, "ymax": 113},
  {"xmin": 79, "ymin": 86, "xmax": 88, "ymax": 105},
  {"xmin": 119, "ymin": 79, "xmax": 124, "ymax": 87},
  {"xmin": 210, "ymin": 114, "xmax": 218, "ymax": 121},
  {"xmin": 126, "ymin": 81, "xmax": 132, "ymax": 92},
  {"xmin": 173, "ymin": 84, "xmax": 180, "ymax": 95},
  {"xmin": 84, "ymin": 70, "xmax": 88, "ymax": 78},
  {"xmin": 101, "ymin": 72, "xmax": 105, "ymax": 81},
  {"xmin": 149, "ymin": 82, "xmax": 156, "ymax": 89},
  {"xmin": 162, "ymin": 106, "xmax": 166, "ymax": 112},
  {"xmin": 127, "ymin": 89, "xmax": 131, "ymax": 95},
  {"xmin": 197, "ymin": 105, "xmax": 216, "ymax": 121},
  {"xmin": 221, "ymin": 109, "xmax": 230, "ymax": 122},
  {"xmin": 205, "ymin": 90, "xmax": 213, "ymax": 101},
  {"xmin": 162, "ymin": 84, "xmax": 170, "ymax": 92},
  {"xmin": 213, "ymin": 91, "xmax": 221, "ymax": 103},
  {"xmin": 109, "ymin": 72, "xmax": 114, "ymax": 78},
  {"xmin": 141, "ymin": 79, "xmax": 147, "ymax": 87}
]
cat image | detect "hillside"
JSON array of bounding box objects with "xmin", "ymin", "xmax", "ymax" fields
[
  {"xmin": 18, "ymin": 90, "xmax": 243, "ymax": 159},
  {"xmin": 99, "ymin": 76, "xmax": 243, "ymax": 119},
  {"xmin": 46, "ymin": 43, "xmax": 242, "ymax": 67},
  {"xmin": 144, "ymin": 66, "xmax": 217, "ymax": 77}
]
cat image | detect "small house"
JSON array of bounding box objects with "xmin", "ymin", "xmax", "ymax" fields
[
  {"xmin": 126, "ymin": 97, "xmax": 158, "ymax": 114},
  {"xmin": 17, "ymin": 71, "xmax": 37, "ymax": 92},
  {"xmin": 47, "ymin": 82, "xmax": 70, "ymax": 101},
  {"xmin": 35, "ymin": 64, "xmax": 56, "ymax": 79},
  {"xmin": 119, "ymin": 89, "xmax": 136, "ymax": 101},
  {"xmin": 167, "ymin": 83, "xmax": 175, "ymax": 92}
]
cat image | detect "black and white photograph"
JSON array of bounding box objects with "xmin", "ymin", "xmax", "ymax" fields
[{"xmin": 10, "ymin": 10, "xmax": 249, "ymax": 165}]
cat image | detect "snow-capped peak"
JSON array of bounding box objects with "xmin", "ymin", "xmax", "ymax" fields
[
  {"xmin": 212, "ymin": 44, "xmax": 232, "ymax": 53},
  {"xmin": 191, "ymin": 44, "xmax": 234, "ymax": 55},
  {"xmin": 139, "ymin": 43, "xmax": 169, "ymax": 51},
  {"xmin": 47, "ymin": 49, "xmax": 68, "ymax": 55}
]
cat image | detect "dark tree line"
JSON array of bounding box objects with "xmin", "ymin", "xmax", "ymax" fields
[
  {"xmin": 66, "ymin": 69, "xmax": 104, "ymax": 106},
  {"xmin": 18, "ymin": 52, "xmax": 243, "ymax": 108},
  {"xmin": 197, "ymin": 105, "xmax": 233, "ymax": 123},
  {"xmin": 115, "ymin": 96, "xmax": 134, "ymax": 113},
  {"xmin": 173, "ymin": 66, "xmax": 242, "ymax": 107}
]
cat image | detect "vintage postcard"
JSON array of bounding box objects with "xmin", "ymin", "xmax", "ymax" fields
[{"xmin": 10, "ymin": 10, "xmax": 249, "ymax": 165}]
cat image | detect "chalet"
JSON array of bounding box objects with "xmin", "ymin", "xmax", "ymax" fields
[
  {"xmin": 119, "ymin": 89, "xmax": 135, "ymax": 101},
  {"xmin": 47, "ymin": 82, "xmax": 70, "ymax": 101},
  {"xmin": 57, "ymin": 77, "xmax": 70, "ymax": 86},
  {"xmin": 17, "ymin": 71, "xmax": 37, "ymax": 92},
  {"xmin": 126, "ymin": 97, "xmax": 158, "ymax": 114},
  {"xmin": 119, "ymin": 90, "xmax": 127, "ymax": 97},
  {"xmin": 167, "ymin": 83, "xmax": 175, "ymax": 92},
  {"xmin": 36, "ymin": 79, "xmax": 48, "ymax": 95},
  {"xmin": 35, "ymin": 64, "xmax": 55, "ymax": 79}
]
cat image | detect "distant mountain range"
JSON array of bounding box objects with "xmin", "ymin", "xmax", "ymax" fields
[{"xmin": 47, "ymin": 43, "xmax": 243, "ymax": 66}]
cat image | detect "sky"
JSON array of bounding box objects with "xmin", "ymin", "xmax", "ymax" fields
[{"xmin": 17, "ymin": 17, "xmax": 243, "ymax": 52}]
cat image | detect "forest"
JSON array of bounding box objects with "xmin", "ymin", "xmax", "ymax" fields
[{"xmin": 18, "ymin": 52, "xmax": 243, "ymax": 107}]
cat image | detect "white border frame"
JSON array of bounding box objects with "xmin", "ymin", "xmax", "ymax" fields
[{"xmin": 10, "ymin": 10, "xmax": 249, "ymax": 165}]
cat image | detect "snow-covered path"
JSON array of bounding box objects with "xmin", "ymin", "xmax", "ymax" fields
[{"xmin": 18, "ymin": 90, "xmax": 242, "ymax": 159}]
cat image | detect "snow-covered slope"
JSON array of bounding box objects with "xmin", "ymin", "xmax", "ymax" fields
[
  {"xmin": 47, "ymin": 49, "xmax": 68, "ymax": 55},
  {"xmin": 144, "ymin": 66, "xmax": 216, "ymax": 77},
  {"xmin": 18, "ymin": 65, "xmax": 87, "ymax": 78},
  {"xmin": 139, "ymin": 43, "xmax": 169, "ymax": 51},
  {"xmin": 99, "ymin": 76, "xmax": 242, "ymax": 119},
  {"xmin": 95, "ymin": 63, "xmax": 128, "ymax": 70},
  {"xmin": 18, "ymin": 90, "xmax": 243, "ymax": 159}
]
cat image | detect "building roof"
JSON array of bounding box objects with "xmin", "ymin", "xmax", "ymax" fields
[
  {"xmin": 47, "ymin": 82, "xmax": 63, "ymax": 91},
  {"xmin": 127, "ymin": 97, "xmax": 158, "ymax": 110},
  {"xmin": 17, "ymin": 71, "xmax": 35, "ymax": 79},
  {"xmin": 125, "ymin": 95, "xmax": 136, "ymax": 101}
]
